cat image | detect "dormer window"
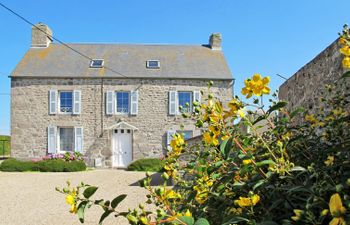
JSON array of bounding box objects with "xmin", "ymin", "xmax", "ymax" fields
[
  {"xmin": 146, "ymin": 60, "xmax": 160, "ymax": 69},
  {"xmin": 90, "ymin": 59, "xmax": 104, "ymax": 68}
]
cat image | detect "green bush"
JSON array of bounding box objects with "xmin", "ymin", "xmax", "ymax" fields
[
  {"xmin": 0, "ymin": 158, "xmax": 86, "ymax": 172},
  {"xmin": 0, "ymin": 158, "xmax": 39, "ymax": 172},
  {"xmin": 127, "ymin": 158, "xmax": 165, "ymax": 172}
]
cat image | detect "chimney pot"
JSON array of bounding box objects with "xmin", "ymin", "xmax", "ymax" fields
[
  {"xmin": 209, "ymin": 33, "xmax": 222, "ymax": 50},
  {"xmin": 31, "ymin": 23, "xmax": 53, "ymax": 48}
]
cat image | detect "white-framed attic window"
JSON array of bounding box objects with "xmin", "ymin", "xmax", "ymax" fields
[
  {"xmin": 146, "ymin": 60, "xmax": 160, "ymax": 69},
  {"xmin": 90, "ymin": 59, "xmax": 104, "ymax": 68}
]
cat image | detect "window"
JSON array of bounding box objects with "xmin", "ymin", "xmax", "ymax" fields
[
  {"xmin": 59, "ymin": 91, "xmax": 73, "ymax": 113},
  {"xmin": 177, "ymin": 130, "xmax": 193, "ymax": 140},
  {"xmin": 59, "ymin": 128, "xmax": 74, "ymax": 152},
  {"xmin": 146, "ymin": 60, "xmax": 160, "ymax": 69},
  {"xmin": 116, "ymin": 92, "xmax": 130, "ymax": 114},
  {"xmin": 90, "ymin": 59, "xmax": 104, "ymax": 68},
  {"xmin": 178, "ymin": 91, "xmax": 192, "ymax": 113}
]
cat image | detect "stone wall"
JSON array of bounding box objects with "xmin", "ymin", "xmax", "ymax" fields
[
  {"xmin": 279, "ymin": 40, "xmax": 350, "ymax": 113},
  {"xmin": 11, "ymin": 78, "xmax": 233, "ymax": 167}
]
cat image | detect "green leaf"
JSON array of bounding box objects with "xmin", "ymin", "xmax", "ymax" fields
[
  {"xmin": 290, "ymin": 166, "xmax": 306, "ymax": 172},
  {"xmin": 174, "ymin": 216, "xmax": 195, "ymax": 225},
  {"xmin": 111, "ymin": 194, "xmax": 127, "ymax": 209},
  {"xmin": 342, "ymin": 71, "xmax": 350, "ymax": 78},
  {"xmin": 220, "ymin": 137, "xmax": 233, "ymax": 159},
  {"xmin": 267, "ymin": 101, "xmax": 288, "ymax": 114},
  {"xmin": 222, "ymin": 216, "xmax": 249, "ymax": 225},
  {"xmin": 252, "ymin": 115, "xmax": 268, "ymax": 125},
  {"xmin": 253, "ymin": 179, "xmax": 266, "ymax": 190},
  {"xmin": 99, "ymin": 210, "xmax": 113, "ymax": 225},
  {"xmin": 77, "ymin": 201, "xmax": 88, "ymax": 223},
  {"xmin": 257, "ymin": 221, "xmax": 279, "ymax": 225},
  {"xmin": 290, "ymin": 107, "xmax": 305, "ymax": 118},
  {"xmin": 256, "ymin": 160, "xmax": 276, "ymax": 167},
  {"xmin": 194, "ymin": 218, "xmax": 210, "ymax": 225},
  {"xmin": 83, "ymin": 186, "xmax": 98, "ymax": 199}
]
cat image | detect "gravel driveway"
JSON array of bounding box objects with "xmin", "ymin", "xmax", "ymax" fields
[{"xmin": 0, "ymin": 170, "xmax": 154, "ymax": 225}]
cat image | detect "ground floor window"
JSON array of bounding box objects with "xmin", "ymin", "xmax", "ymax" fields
[
  {"xmin": 177, "ymin": 130, "xmax": 193, "ymax": 140},
  {"xmin": 59, "ymin": 127, "xmax": 74, "ymax": 152}
]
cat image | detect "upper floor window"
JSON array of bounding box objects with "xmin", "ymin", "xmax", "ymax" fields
[
  {"xmin": 59, "ymin": 91, "xmax": 73, "ymax": 113},
  {"xmin": 178, "ymin": 91, "xmax": 192, "ymax": 113},
  {"xmin": 90, "ymin": 59, "xmax": 104, "ymax": 68},
  {"xmin": 146, "ymin": 60, "xmax": 160, "ymax": 69},
  {"xmin": 116, "ymin": 92, "xmax": 130, "ymax": 114}
]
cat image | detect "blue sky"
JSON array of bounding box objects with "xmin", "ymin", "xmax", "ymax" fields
[{"xmin": 0, "ymin": 0, "xmax": 349, "ymax": 135}]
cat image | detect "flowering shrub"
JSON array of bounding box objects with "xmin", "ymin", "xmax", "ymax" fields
[
  {"xmin": 42, "ymin": 152, "xmax": 84, "ymax": 162},
  {"xmin": 58, "ymin": 27, "xmax": 350, "ymax": 225}
]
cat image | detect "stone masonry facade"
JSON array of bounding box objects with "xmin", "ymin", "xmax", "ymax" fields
[
  {"xmin": 279, "ymin": 39, "xmax": 350, "ymax": 113},
  {"xmin": 11, "ymin": 78, "xmax": 233, "ymax": 167}
]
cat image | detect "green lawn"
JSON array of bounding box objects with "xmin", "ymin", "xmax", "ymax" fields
[{"xmin": 0, "ymin": 135, "xmax": 11, "ymax": 157}]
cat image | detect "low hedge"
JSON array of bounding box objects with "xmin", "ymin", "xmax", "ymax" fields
[
  {"xmin": 127, "ymin": 158, "xmax": 165, "ymax": 172},
  {"xmin": 0, "ymin": 158, "xmax": 86, "ymax": 172}
]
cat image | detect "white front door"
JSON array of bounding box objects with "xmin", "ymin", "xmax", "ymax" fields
[{"xmin": 112, "ymin": 129, "xmax": 132, "ymax": 168}]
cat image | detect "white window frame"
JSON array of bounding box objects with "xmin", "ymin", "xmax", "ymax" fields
[
  {"xmin": 178, "ymin": 91, "xmax": 193, "ymax": 113},
  {"xmin": 146, "ymin": 60, "xmax": 160, "ymax": 69},
  {"xmin": 58, "ymin": 91, "xmax": 74, "ymax": 114},
  {"xmin": 57, "ymin": 127, "xmax": 75, "ymax": 153},
  {"xmin": 90, "ymin": 59, "xmax": 104, "ymax": 68},
  {"xmin": 115, "ymin": 91, "xmax": 131, "ymax": 115}
]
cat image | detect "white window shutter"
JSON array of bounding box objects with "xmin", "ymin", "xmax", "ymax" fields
[
  {"xmin": 73, "ymin": 90, "xmax": 81, "ymax": 115},
  {"xmin": 74, "ymin": 127, "xmax": 83, "ymax": 153},
  {"xmin": 47, "ymin": 126, "xmax": 57, "ymax": 154},
  {"xmin": 193, "ymin": 90, "xmax": 201, "ymax": 112},
  {"xmin": 167, "ymin": 130, "xmax": 176, "ymax": 148},
  {"xmin": 106, "ymin": 91, "xmax": 114, "ymax": 115},
  {"xmin": 168, "ymin": 91, "xmax": 178, "ymax": 115},
  {"xmin": 130, "ymin": 90, "xmax": 138, "ymax": 115},
  {"xmin": 49, "ymin": 90, "xmax": 58, "ymax": 114}
]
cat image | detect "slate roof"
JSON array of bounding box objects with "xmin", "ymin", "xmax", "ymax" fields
[{"xmin": 11, "ymin": 43, "xmax": 233, "ymax": 80}]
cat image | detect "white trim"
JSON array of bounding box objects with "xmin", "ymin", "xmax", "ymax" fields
[
  {"xmin": 107, "ymin": 121, "xmax": 138, "ymax": 131},
  {"xmin": 146, "ymin": 60, "xmax": 160, "ymax": 69}
]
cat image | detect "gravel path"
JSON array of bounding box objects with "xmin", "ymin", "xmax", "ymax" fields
[{"xmin": 0, "ymin": 170, "xmax": 154, "ymax": 225}]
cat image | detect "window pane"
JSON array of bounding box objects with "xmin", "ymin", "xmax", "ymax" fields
[
  {"xmin": 177, "ymin": 130, "xmax": 193, "ymax": 140},
  {"xmin": 60, "ymin": 91, "xmax": 73, "ymax": 113},
  {"xmin": 178, "ymin": 92, "xmax": 192, "ymax": 113},
  {"xmin": 60, "ymin": 128, "xmax": 74, "ymax": 152},
  {"xmin": 116, "ymin": 92, "xmax": 130, "ymax": 113}
]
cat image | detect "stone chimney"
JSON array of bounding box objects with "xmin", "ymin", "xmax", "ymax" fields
[
  {"xmin": 209, "ymin": 33, "xmax": 222, "ymax": 50},
  {"xmin": 31, "ymin": 23, "xmax": 53, "ymax": 48}
]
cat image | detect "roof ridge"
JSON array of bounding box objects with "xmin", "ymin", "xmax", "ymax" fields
[{"xmin": 51, "ymin": 42, "xmax": 207, "ymax": 47}]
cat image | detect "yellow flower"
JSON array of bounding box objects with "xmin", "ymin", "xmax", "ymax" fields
[
  {"xmin": 69, "ymin": 204, "xmax": 78, "ymax": 214},
  {"xmin": 165, "ymin": 189, "xmax": 181, "ymax": 199},
  {"xmin": 329, "ymin": 193, "xmax": 347, "ymax": 225},
  {"xmin": 237, "ymin": 109, "xmax": 245, "ymax": 118},
  {"xmin": 251, "ymin": 194, "xmax": 260, "ymax": 205},
  {"xmin": 234, "ymin": 194, "xmax": 260, "ymax": 207},
  {"xmin": 203, "ymin": 131, "xmax": 219, "ymax": 146},
  {"xmin": 242, "ymin": 159, "xmax": 252, "ymax": 165},
  {"xmin": 241, "ymin": 74, "xmax": 270, "ymax": 98},
  {"xmin": 170, "ymin": 133, "xmax": 185, "ymax": 154},
  {"xmin": 305, "ymin": 114, "xmax": 318, "ymax": 123},
  {"xmin": 291, "ymin": 209, "xmax": 303, "ymax": 221},
  {"xmin": 184, "ymin": 209, "xmax": 192, "ymax": 217},
  {"xmin": 66, "ymin": 194, "xmax": 75, "ymax": 205},
  {"xmin": 342, "ymin": 56, "xmax": 350, "ymax": 69},
  {"xmin": 340, "ymin": 45, "xmax": 350, "ymax": 56},
  {"xmin": 324, "ymin": 155, "xmax": 335, "ymax": 166},
  {"xmin": 339, "ymin": 37, "xmax": 347, "ymax": 45},
  {"xmin": 321, "ymin": 209, "xmax": 329, "ymax": 216}
]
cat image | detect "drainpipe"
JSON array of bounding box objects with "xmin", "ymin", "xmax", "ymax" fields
[{"xmin": 100, "ymin": 78, "xmax": 104, "ymax": 137}]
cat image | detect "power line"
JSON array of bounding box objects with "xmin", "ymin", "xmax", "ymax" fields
[
  {"xmin": 276, "ymin": 73, "xmax": 288, "ymax": 80},
  {"xmin": 0, "ymin": 2, "xmax": 128, "ymax": 78}
]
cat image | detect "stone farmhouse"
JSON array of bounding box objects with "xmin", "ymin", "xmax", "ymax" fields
[{"xmin": 10, "ymin": 23, "xmax": 233, "ymax": 168}]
